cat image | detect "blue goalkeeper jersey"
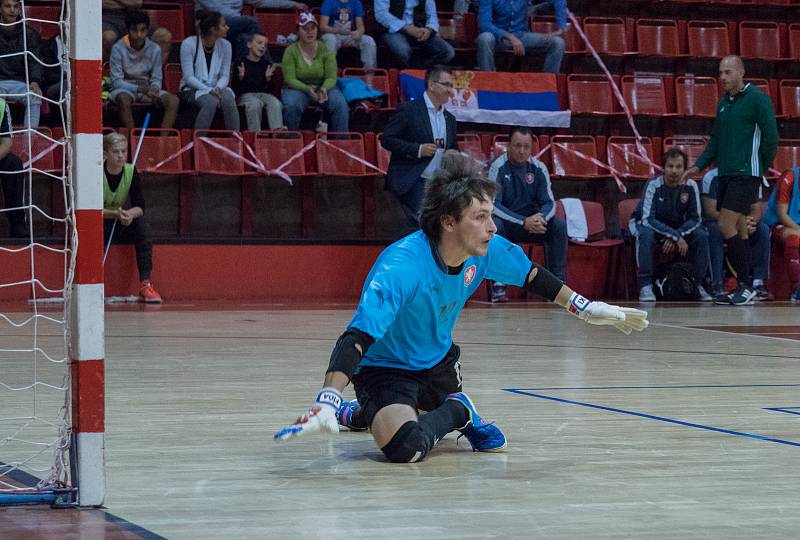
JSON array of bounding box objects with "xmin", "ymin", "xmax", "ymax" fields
[{"xmin": 349, "ymin": 230, "xmax": 532, "ymax": 371}]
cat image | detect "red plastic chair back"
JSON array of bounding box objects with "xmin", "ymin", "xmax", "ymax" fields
[
  {"xmin": 663, "ymin": 136, "xmax": 708, "ymax": 178},
  {"xmin": 607, "ymin": 136, "xmax": 655, "ymax": 179},
  {"xmin": 254, "ymin": 131, "xmax": 307, "ymax": 176},
  {"xmin": 193, "ymin": 130, "xmax": 250, "ymax": 175},
  {"xmin": 457, "ymin": 133, "xmax": 484, "ymax": 162},
  {"xmin": 687, "ymin": 20, "xmax": 730, "ymax": 58},
  {"xmin": 24, "ymin": 4, "xmax": 61, "ymax": 40},
  {"xmin": 555, "ymin": 199, "xmax": 607, "ymax": 237},
  {"xmin": 790, "ymin": 23, "xmax": 800, "ymax": 59},
  {"xmin": 584, "ymin": 17, "xmax": 627, "ymax": 54},
  {"xmin": 437, "ymin": 12, "xmax": 477, "ymax": 51},
  {"xmin": 636, "ymin": 19, "xmax": 680, "ymax": 56},
  {"xmin": 618, "ymin": 198, "xmax": 640, "ymax": 232},
  {"xmin": 316, "ymin": 133, "xmax": 367, "ymax": 176},
  {"xmin": 255, "ymin": 10, "xmax": 299, "ymax": 45},
  {"xmin": 551, "ymin": 135, "xmax": 600, "ymax": 178},
  {"xmin": 622, "ymin": 75, "xmax": 668, "ymax": 116},
  {"xmin": 376, "ymin": 134, "xmax": 390, "ymax": 173},
  {"xmin": 675, "ymin": 76, "xmax": 718, "ymax": 117},
  {"xmin": 142, "ymin": 3, "xmax": 185, "ymax": 42},
  {"xmin": 568, "ymin": 74, "xmax": 618, "ymax": 115},
  {"xmin": 739, "ymin": 21, "xmax": 781, "ymax": 60},
  {"xmin": 530, "ymin": 15, "xmax": 583, "ymax": 52},
  {"xmin": 131, "ymin": 128, "xmax": 188, "ymax": 174},
  {"xmin": 163, "ymin": 63, "xmax": 182, "ymax": 94},
  {"xmin": 774, "ymin": 140, "xmax": 800, "ymax": 173},
  {"xmin": 11, "ymin": 127, "xmax": 57, "ymax": 173},
  {"xmin": 779, "ymin": 80, "xmax": 800, "ymax": 118},
  {"xmin": 341, "ymin": 68, "xmax": 395, "ymax": 109}
]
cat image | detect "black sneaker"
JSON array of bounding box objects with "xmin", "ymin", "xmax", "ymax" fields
[
  {"xmin": 754, "ymin": 285, "xmax": 771, "ymax": 301},
  {"xmin": 730, "ymin": 285, "xmax": 757, "ymax": 306},
  {"xmin": 713, "ymin": 290, "xmax": 732, "ymax": 305},
  {"xmin": 490, "ymin": 283, "xmax": 507, "ymax": 303}
]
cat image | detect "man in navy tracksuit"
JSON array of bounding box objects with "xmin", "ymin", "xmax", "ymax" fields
[
  {"xmin": 488, "ymin": 126, "xmax": 567, "ymax": 301},
  {"xmin": 629, "ymin": 148, "xmax": 711, "ymax": 302}
]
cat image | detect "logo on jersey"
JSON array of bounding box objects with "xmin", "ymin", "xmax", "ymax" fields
[
  {"xmin": 680, "ymin": 192, "xmax": 689, "ymax": 204},
  {"xmin": 464, "ymin": 264, "xmax": 477, "ymax": 286},
  {"xmin": 525, "ymin": 172, "xmax": 535, "ymax": 184}
]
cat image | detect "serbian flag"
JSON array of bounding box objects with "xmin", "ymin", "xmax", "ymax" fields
[{"xmin": 399, "ymin": 69, "xmax": 571, "ymax": 128}]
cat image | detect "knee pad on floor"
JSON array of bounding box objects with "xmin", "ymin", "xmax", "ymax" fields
[{"xmin": 380, "ymin": 421, "xmax": 430, "ymax": 463}]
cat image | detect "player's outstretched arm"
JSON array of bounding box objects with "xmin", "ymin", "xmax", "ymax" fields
[{"xmin": 525, "ymin": 263, "xmax": 649, "ymax": 335}]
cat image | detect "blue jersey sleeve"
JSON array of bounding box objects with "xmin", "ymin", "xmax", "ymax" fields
[
  {"xmin": 348, "ymin": 253, "xmax": 418, "ymax": 340},
  {"xmin": 484, "ymin": 235, "xmax": 532, "ymax": 286}
]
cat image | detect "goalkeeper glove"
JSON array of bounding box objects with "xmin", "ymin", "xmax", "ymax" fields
[
  {"xmin": 567, "ymin": 292, "xmax": 649, "ymax": 335},
  {"xmin": 274, "ymin": 387, "xmax": 342, "ymax": 442}
]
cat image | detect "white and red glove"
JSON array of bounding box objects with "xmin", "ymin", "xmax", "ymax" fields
[
  {"xmin": 567, "ymin": 292, "xmax": 649, "ymax": 335},
  {"xmin": 273, "ymin": 387, "xmax": 342, "ymax": 442}
]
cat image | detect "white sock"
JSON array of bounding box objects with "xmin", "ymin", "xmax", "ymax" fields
[{"xmin": 753, "ymin": 279, "xmax": 764, "ymax": 287}]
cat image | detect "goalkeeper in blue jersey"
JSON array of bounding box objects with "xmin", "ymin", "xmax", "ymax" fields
[{"xmin": 275, "ymin": 151, "xmax": 649, "ymax": 462}]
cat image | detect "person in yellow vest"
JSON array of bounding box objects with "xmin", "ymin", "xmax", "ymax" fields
[
  {"xmin": 103, "ymin": 132, "xmax": 162, "ymax": 303},
  {"xmin": 0, "ymin": 96, "xmax": 26, "ymax": 237}
]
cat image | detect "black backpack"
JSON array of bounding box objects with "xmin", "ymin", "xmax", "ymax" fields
[{"xmin": 654, "ymin": 262, "xmax": 700, "ymax": 301}]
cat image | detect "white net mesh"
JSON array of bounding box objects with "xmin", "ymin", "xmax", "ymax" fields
[{"xmin": 0, "ymin": 0, "xmax": 75, "ymax": 498}]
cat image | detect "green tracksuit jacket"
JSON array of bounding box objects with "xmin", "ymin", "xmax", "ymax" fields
[{"xmin": 694, "ymin": 83, "xmax": 778, "ymax": 178}]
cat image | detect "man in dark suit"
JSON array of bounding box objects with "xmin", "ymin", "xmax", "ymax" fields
[{"xmin": 383, "ymin": 65, "xmax": 458, "ymax": 229}]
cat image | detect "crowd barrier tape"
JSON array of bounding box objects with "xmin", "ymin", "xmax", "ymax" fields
[{"xmin": 536, "ymin": 142, "xmax": 627, "ymax": 192}]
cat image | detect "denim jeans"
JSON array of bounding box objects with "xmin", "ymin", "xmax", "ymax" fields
[
  {"xmin": 494, "ymin": 216, "xmax": 568, "ymax": 281},
  {"xmin": 380, "ymin": 31, "xmax": 455, "ymax": 68},
  {"xmin": 476, "ymin": 31, "xmax": 565, "ymax": 73},
  {"xmin": 321, "ymin": 33, "xmax": 378, "ymax": 69},
  {"xmin": 705, "ymin": 219, "xmax": 770, "ymax": 290},
  {"xmin": 0, "ymin": 79, "xmax": 41, "ymax": 127},
  {"xmin": 634, "ymin": 225, "xmax": 710, "ymax": 288},
  {"xmin": 281, "ymin": 87, "xmax": 349, "ymax": 133}
]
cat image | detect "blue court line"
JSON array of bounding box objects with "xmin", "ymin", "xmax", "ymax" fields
[
  {"xmin": 504, "ymin": 389, "xmax": 800, "ymax": 448},
  {"xmin": 506, "ymin": 384, "xmax": 800, "ymax": 391},
  {"xmin": 764, "ymin": 407, "xmax": 800, "ymax": 417}
]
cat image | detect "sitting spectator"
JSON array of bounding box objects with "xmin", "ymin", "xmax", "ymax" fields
[
  {"xmin": 630, "ymin": 148, "xmax": 711, "ymax": 302},
  {"xmin": 102, "ymin": 0, "xmax": 171, "ymax": 65},
  {"xmin": 179, "ymin": 11, "xmax": 240, "ymax": 131},
  {"xmin": 103, "ymin": 132, "xmax": 162, "ymax": 303},
  {"xmin": 487, "ymin": 126, "xmax": 566, "ymax": 302},
  {"xmin": 701, "ymin": 167, "xmax": 770, "ymax": 300},
  {"xmin": 232, "ymin": 32, "xmax": 284, "ymax": 131},
  {"xmin": 109, "ymin": 11, "xmax": 179, "ymax": 130},
  {"xmin": 319, "ymin": 0, "xmax": 377, "ymax": 69},
  {"xmin": 375, "ymin": 0, "xmax": 454, "ymax": 69},
  {"xmin": 281, "ymin": 12, "xmax": 349, "ymax": 133},
  {"xmin": 194, "ymin": 0, "xmax": 308, "ymax": 56},
  {"xmin": 477, "ymin": 0, "xmax": 565, "ymax": 73},
  {"xmin": 0, "ymin": 0, "xmax": 42, "ymax": 128},
  {"xmin": 763, "ymin": 167, "xmax": 800, "ymax": 303},
  {"xmin": 0, "ymin": 96, "xmax": 25, "ymax": 237}
]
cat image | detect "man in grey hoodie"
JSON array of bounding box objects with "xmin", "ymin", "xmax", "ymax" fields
[{"xmin": 109, "ymin": 10, "xmax": 178, "ymax": 130}]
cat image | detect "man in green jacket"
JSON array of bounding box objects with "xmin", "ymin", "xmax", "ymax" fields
[{"xmin": 682, "ymin": 55, "xmax": 778, "ymax": 305}]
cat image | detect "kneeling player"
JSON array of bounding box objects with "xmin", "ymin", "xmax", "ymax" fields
[{"xmin": 275, "ymin": 151, "xmax": 649, "ymax": 462}]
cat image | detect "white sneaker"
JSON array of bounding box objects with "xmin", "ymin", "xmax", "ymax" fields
[
  {"xmin": 697, "ymin": 286, "xmax": 712, "ymax": 301},
  {"xmin": 639, "ymin": 285, "xmax": 656, "ymax": 302}
]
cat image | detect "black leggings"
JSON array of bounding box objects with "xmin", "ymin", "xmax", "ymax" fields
[
  {"xmin": 0, "ymin": 153, "xmax": 25, "ymax": 226},
  {"xmin": 104, "ymin": 216, "xmax": 153, "ymax": 281}
]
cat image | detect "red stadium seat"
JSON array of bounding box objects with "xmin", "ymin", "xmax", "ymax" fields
[
  {"xmin": 583, "ymin": 17, "xmax": 630, "ymax": 55},
  {"xmin": 457, "ymin": 133, "xmax": 484, "ymax": 161},
  {"xmin": 773, "ymin": 140, "xmax": 800, "ymax": 174},
  {"xmin": 663, "ymin": 136, "xmax": 708, "ymax": 178},
  {"xmin": 675, "ymin": 76, "xmax": 718, "ymax": 118},
  {"xmin": 341, "ymin": 68, "xmax": 396, "ymax": 110},
  {"xmin": 254, "ymin": 131, "xmax": 309, "ymax": 176},
  {"xmin": 142, "ymin": 2, "xmax": 185, "ymax": 42},
  {"xmin": 738, "ymin": 21, "xmax": 782, "ymax": 60},
  {"xmin": 376, "ymin": 134, "xmax": 390, "ymax": 173},
  {"xmin": 255, "ymin": 10, "xmax": 299, "ymax": 46},
  {"xmin": 437, "ymin": 12, "xmax": 478, "ymax": 54},
  {"xmin": 163, "ymin": 63, "xmax": 182, "ymax": 94},
  {"xmin": 607, "ymin": 136, "xmax": 655, "ymax": 180},
  {"xmin": 790, "ymin": 23, "xmax": 800, "ymax": 60},
  {"xmin": 130, "ymin": 128, "xmax": 190, "ymax": 174},
  {"xmin": 618, "ymin": 198, "xmax": 640, "ymax": 234},
  {"xmin": 779, "ymin": 80, "xmax": 800, "ymax": 118},
  {"xmin": 24, "ymin": 3, "xmax": 61, "ymax": 40},
  {"xmin": 622, "ymin": 75, "xmax": 671, "ymax": 116},
  {"xmin": 618, "ymin": 197, "xmax": 641, "ymax": 299},
  {"xmin": 316, "ymin": 132, "xmax": 369, "ymax": 176},
  {"xmin": 193, "ymin": 130, "xmax": 254, "ymax": 175},
  {"xmin": 530, "ymin": 15, "xmax": 584, "ymax": 52},
  {"xmin": 11, "ymin": 127, "xmax": 59, "ymax": 174},
  {"xmin": 636, "ymin": 19, "xmax": 682, "ymax": 57},
  {"xmin": 567, "ymin": 73, "xmax": 620, "ymax": 115},
  {"xmin": 550, "ymin": 135, "xmax": 601, "ymax": 178},
  {"xmin": 555, "ymin": 200, "xmax": 619, "ymax": 241},
  {"xmin": 687, "ymin": 20, "xmax": 730, "ymax": 58}
]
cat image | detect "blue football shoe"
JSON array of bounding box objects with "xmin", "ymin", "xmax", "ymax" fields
[{"xmin": 447, "ymin": 392, "xmax": 507, "ymax": 452}]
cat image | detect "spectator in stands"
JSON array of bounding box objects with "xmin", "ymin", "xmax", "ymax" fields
[
  {"xmin": 476, "ymin": 0, "xmax": 565, "ymax": 73},
  {"xmin": 110, "ymin": 11, "xmax": 179, "ymax": 130},
  {"xmin": 0, "ymin": 0, "xmax": 42, "ymax": 128},
  {"xmin": 0, "ymin": 96, "xmax": 25, "ymax": 237},
  {"xmin": 630, "ymin": 148, "xmax": 711, "ymax": 302},
  {"xmin": 179, "ymin": 11, "xmax": 240, "ymax": 131},
  {"xmin": 701, "ymin": 167, "xmax": 770, "ymax": 300},
  {"xmin": 103, "ymin": 132, "xmax": 162, "ymax": 303},
  {"xmin": 233, "ymin": 31, "xmax": 284, "ymax": 131},
  {"xmin": 281, "ymin": 12, "xmax": 349, "ymax": 133},
  {"xmin": 763, "ymin": 168, "xmax": 800, "ymax": 303},
  {"xmin": 487, "ymin": 126, "xmax": 566, "ymax": 302},
  {"xmin": 382, "ymin": 65, "xmax": 457, "ymax": 230},
  {"xmin": 194, "ymin": 0, "xmax": 309, "ymax": 56},
  {"xmin": 375, "ymin": 0, "xmax": 454, "ymax": 69},
  {"xmin": 102, "ymin": 0, "xmax": 171, "ymax": 65},
  {"xmin": 319, "ymin": 0, "xmax": 377, "ymax": 69}
]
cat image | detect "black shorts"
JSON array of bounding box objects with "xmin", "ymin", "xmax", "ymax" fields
[
  {"xmin": 716, "ymin": 175, "xmax": 760, "ymax": 215},
  {"xmin": 352, "ymin": 344, "xmax": 463, "ymax": 428}
]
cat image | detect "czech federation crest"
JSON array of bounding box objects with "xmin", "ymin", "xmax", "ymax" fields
[{"xmin": 464, "ymin": 265, "xmax": 477, "ymax": 286}]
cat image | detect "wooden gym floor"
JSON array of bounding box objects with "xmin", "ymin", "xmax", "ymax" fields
[{"xmin": 1, "ymin": 300, "xmax": 799, "ymax": 539}]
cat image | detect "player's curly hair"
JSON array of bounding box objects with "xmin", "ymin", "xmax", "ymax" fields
[{"xmin": 420, "ymin": 150, "xmax": 497, "ymax": 241}]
